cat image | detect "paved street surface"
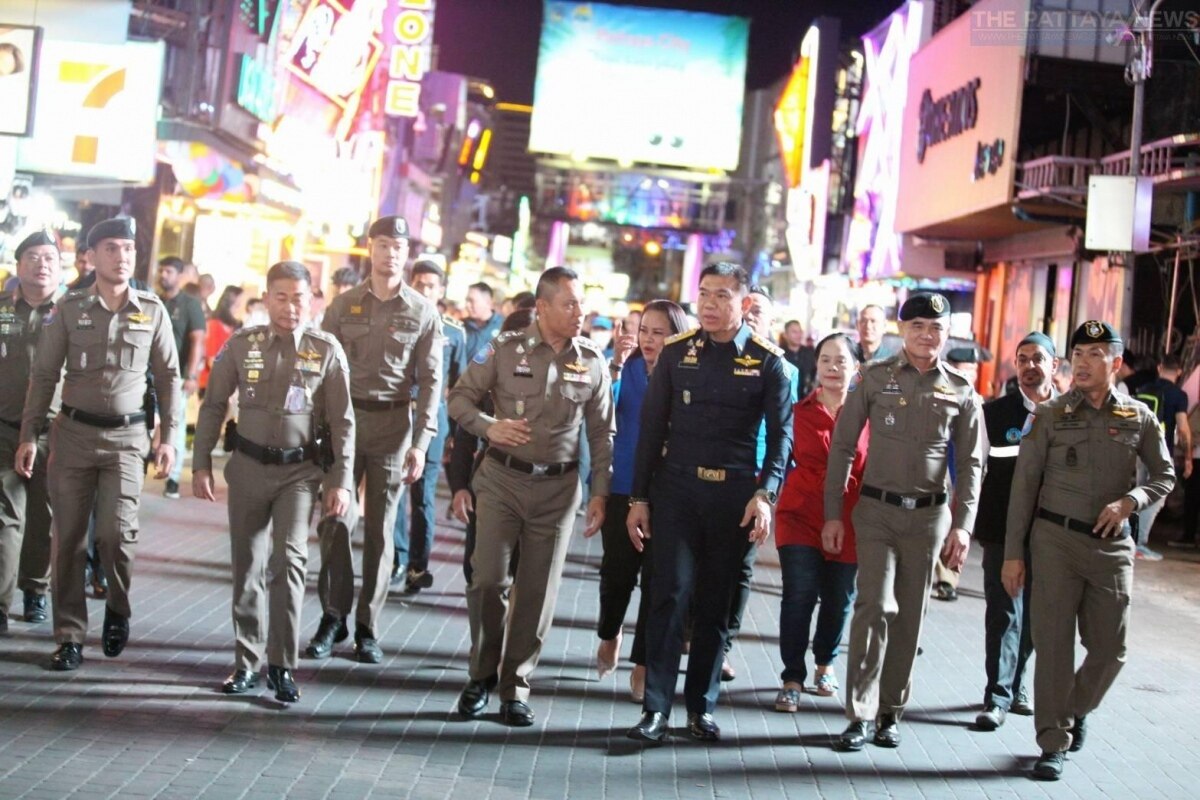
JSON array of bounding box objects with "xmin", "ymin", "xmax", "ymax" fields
[{"xmin": 2, "ymin": 454, "xmax": 1199, "ymax": 799}]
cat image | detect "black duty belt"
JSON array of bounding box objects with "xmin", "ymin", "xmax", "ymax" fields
[
  {"xmin": 665, "ymin": 462, "xmax": 758, "ymax": 483},
  {"xmin": 235, "ymin": 435, "xmax": 318, "ymax": 466},
  {"xmin": 486, "ymin": 448, "xmax": 577, "ymax": 477},
  {"xmin": 1037, "ymin": 507, "xmax": 1126, "ymax": 540},
  {"xmin": 861, "ymin": 485, "xmax": 948, "ymax": 510},
  {"xmin": 352, "ymin": 397, "xmax": 411, "ymax": 412},
  {"xmin": 62, "ymin": 404, "xmax": 146, "ymax": 429}
]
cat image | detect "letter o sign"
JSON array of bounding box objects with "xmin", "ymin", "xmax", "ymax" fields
[{"xmin": 395, "ymin": 11, "xmax": 429, "ymax": 44}]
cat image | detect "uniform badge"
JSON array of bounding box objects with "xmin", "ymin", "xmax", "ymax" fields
[
  {"xmin": 882, "ymin": 380, "xmax": 902, "ymax": 395},
  {"xmin": 514, "ymin": 357, "xmax": 533, "ymax": 377},
  {"xmin": 77, "ymin": 313, "xmax": 94, "ymax": 330},
  {"xmin": 885, "ymin": 412, "xmax": 896, "ymax": 427},
  {"xmin": 515, "ymin": 399, "xmax": 526, "ymax": 416},
  {"xmin": 127, "ymin": 312, "xmax": 152, "ymax": 325},
  {"xmin": 1085, "ymin": 320, "xmax": 1103, "ymax": 338},
  {"xmin": 350, "ymin": 305, "xmax": 364, "ymax": 315},
  {"xmin": 473, "ymin": 345, "xmax": 493, "ymax": 365},
  {"xmin": 565, "ymin": 360, "xmax": 588, "ymax": 373},
  {"xmin": 898, "ymin": 397, "xmax": 908, "ymax": 406},
  {"xmin": 1066, "ymin": 446, "xmax": 1078, "ymax": 467},
  {"xmin": 1112, "ymin": 407, "xmax": 1137, "ymax": 418},
  {"xmin": 246, "ymin": 369, "xmax": 260, "ymax": 382},
  {"xmin": 1005, "ymin": 427, "xmax": 1022, "ymax": 444},
  {"xmin": 683, "ymin": 390, "xmax": 692, "ymax": 405},
  {"xmin": 930, "ymin": 295, "xmax": 947, "ymax": 313},
  {"xmin": 516, "ymin": 344, "xmax": 525, "ymax": 354},
  {"xmin": 244, "ymin": 386, "xmax": 256, "ymax": 400},
  {"xmin": 41, "ymin": 308, "xmax": 56, "ymax": 326},
  {"xmin": 733, "ymin": 354, "xmax": 762, "ymax": 368},
  {"xmin": 80, "ymin": 352, "xmax": 87, "ymax": 369}
]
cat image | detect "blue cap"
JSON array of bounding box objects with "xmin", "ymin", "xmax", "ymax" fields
[{"xmin": 590, "ymin": 317, "xmax": 613, "ymax": 330}]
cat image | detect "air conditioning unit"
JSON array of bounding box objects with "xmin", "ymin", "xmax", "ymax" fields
[{"xmin": 1085, "ymin": 176, "xmax": 1152, "ymax": 253}]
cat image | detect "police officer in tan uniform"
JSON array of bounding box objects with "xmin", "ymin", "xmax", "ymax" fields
[
  {"xmin": 0, "ymin": 231, "xmax": 62, "ymax": 632},
  {"xmin": 823, "ymin": 291, "xmax": 983, "ymax": 751},
  {"xmin": 1003, "ymin": 320, "xmax": 1174, "ymax": 781},
  {"xmin": 193, "ymin": 261, "xmax": 355, "ymax": 703},
  {"xmin": 448, "ymin": 266, "xmax": 614, "ymax": 727},
  {"xmin": 306, "ymin": 215, "xmax": 443, "ymax": 663},
  {"xmin": 16, "ymin": 217, "xmax": 181, "ymax": 671}
]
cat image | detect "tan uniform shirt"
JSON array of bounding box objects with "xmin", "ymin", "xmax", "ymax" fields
[
  {"xmin": 193, "ymin": 325, "xmax": 356, "ymax": 491},
  {"xmin": 322, "ymin": 281, "xmax": 443, "ymax": 452},
  {"xmin": 448, "ymin": 323, "xmax": 616, "ymax": 496},
  {"xmin": 21, "ymin": 285, "xmax": 180, "ymax": 444},
  {"xmin": 826, "ymin": 349, "xmax": 984, "ymax": 531},
  {"xmin": 1005, "ymin": 386, "xmax": 1176, "ymax": 559},
  {"xmin": 0, "ymin": 286, "xmax": 64, "ymax": 425}
]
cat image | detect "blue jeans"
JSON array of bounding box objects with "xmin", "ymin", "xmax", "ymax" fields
[
  {"xmin": 778, "ymin": 544, "xmax": 857, "ymax": 686},
  {"xmin": 393, "ymin": 403, "xmax": 449, "ymax": 573},
  {"xmin": 980, "ymin": 539, "xmax": 1033, "ymax": 709}
]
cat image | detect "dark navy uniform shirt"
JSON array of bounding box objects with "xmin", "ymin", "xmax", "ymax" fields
[{"xmin": 631, "ymin": 323, "xmax": 794, "ymax": 498}]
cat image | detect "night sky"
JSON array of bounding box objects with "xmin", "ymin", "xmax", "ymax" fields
[{"xmin": 432, "ymin": 0, "xmax": 902, "ymax": 104}]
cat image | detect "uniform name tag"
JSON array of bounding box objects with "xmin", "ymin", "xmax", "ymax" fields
[
  {"xmin": 76, "ymin": 318, "xmax": 94, "ymax": 330},
  {"xmin": 933, "ymin": 392, "xmax": 957, "ymax": 402},
  {"xmin": 679, "ymin": 357, "xmax": 699, "ymax": 368},
  {"xmin": 1053, "ymin": 420, "xmax": 1087, "ymax": 430},
  {"xmin": 127, "ymin": 323, "xmax": 153, "ymax": 332},
  {"xmin": 513, "ymin": 364, "xmax": 533, "ymax": 377},
  {"xmin": 298, "ymin": 359, "xmax": 321, "ymax": 374},
  {"xmin": 733, "ymin": 368, "xmax": 760, "ymax": 377},
  {"xmin": 562, "ymin": 371, "xmax": 591, "ymax": 384},
  {"xmin": 881, "ymin": 382, "xmax": 902, "ymax": 395}
]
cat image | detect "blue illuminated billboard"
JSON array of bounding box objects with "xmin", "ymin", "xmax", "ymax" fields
[{"xmin": 529, "ymin": 1, "xmax": 750, "ymax": 171}]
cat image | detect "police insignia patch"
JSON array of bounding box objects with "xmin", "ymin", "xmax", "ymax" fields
[
  {"xmin": 473, "ymin": 345, "xmax": 492, "ymax": 364},
  {"xmin": 1085, "ymin": 320, "xmax": 1102, "ymax": 337},
  {"xmin": 930, "ymin": 295, "xmax": 946, "ymax": 314},
  {"xmin": 1005, "ymin": 427, "xmax": 1022, "ymax": 444}
]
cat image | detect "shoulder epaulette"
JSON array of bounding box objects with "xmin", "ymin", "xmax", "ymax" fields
[
  {"xmin": 495, "ymin": 330, "xmax": 524, "ymax": 344},
  {"xmin": 750, "ymin": 332, "xmax": 784, "ymax": 357},
  {"xmin": 134, "ymin": 289, "xmax": 161, "ymax": 303},
  {"xmin": 665, "ymin": 328, "xmax": 699, "ymax": 346},
  {"xmin": 62, "ymin": 288, "xmax": 90, "ymax": 303},
  {"xmin": 942, "ymin": 363, "xmax": 972, "ymax": 385},
  {"xmin": 236, "ymin": 325, "xmax": 268, "ymax": 339},
  {"xmin": 576, "ymin": 337, "xmax": 603, "ymax": 354},
  {"xmin": 302, "ymin": 328, "xmax": 338, "ymax": 345},
  {"xmin": 441, "ymin": 314, "xmax": 464, "ymax": 330}
]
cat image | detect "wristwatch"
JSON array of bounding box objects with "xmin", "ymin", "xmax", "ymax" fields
[{"xmin": 754, "ymin": 488, "xmax": 778, "ymax": 505}]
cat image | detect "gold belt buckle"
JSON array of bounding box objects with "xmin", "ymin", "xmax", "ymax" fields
[{"xmin": 696, "ymin": 467, "xmax": 726, "ymax": 482}]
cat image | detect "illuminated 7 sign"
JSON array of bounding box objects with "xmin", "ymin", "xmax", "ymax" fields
[{"xmin": 383, "ymin": 0, "xmax": 436, "ymax": 118}]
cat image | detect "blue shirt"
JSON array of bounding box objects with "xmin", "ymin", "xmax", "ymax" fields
[
  {"xmin": 610, "ymin": 353, "xmax": 650, "ymax": 496},
  {"xmin": 463, "ymin": 312, "xmax": 504, "ymax": 362},
  {"xmin": 756, "ymin": 361, "xmax": 800, "ymax": 470}
]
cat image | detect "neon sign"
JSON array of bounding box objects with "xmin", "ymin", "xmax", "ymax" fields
[
  {"xmin": 383, "ymin": 0, "xmax": 436, "ymax": 118},
  {"xmin": 916, "ymin": 78, "xmax": 980, "ymax": 163},
  {"xmin": 286, "ymin": 0, "xmax": 383, "ymax": 113}
]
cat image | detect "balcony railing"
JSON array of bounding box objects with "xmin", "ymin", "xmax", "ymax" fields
[
  {"xmin": 1015, "ymin": 156, "xmax": 1096, "ymax": 201},
  {"xmin": 1096, "ymin": 134, "xmax": 1200, "ymax": 187}
]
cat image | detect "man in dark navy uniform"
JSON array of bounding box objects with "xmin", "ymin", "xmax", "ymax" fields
[
  {"xmin": 973, "ymin": 332, "xmax": 1058, "ymax": 731},
  {"xmin": 625, "ymin": 262, "xmax": 794, "ymax": 744}
]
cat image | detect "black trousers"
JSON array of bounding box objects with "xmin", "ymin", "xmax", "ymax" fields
[
  {"xmin": 597, "ymin": 493, "xmax": 654, "ymax": 664},
  {"xmin": 724, "ymin": 541, "xmax": 757, "ymax": 654},
  {"xmin": 1183, "ymin": 459, "xmax": 1200, "ymax": 542},
  {"xmin": 642, "ymin": 468, "xmax": 756, "ymax": 716},
  {"xmin": 980, "ymin": 539, "xmax": 1033, "ymax": 709}
]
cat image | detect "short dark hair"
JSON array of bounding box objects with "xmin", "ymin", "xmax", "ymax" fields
[
  {"xmin": 411, "ymin": 260, "xmax": 445, "ymax": 283},
  {"xmin": 501, "ymin": 308, "xmax": 535, "ymax": 333},
  {"xmin": 1162, "ymin": 355, "xmax": 1182, "ymax": 371},
  {"xmin": 784, "ymin": 319, "xmax": 801, "ymax": 330},
  {"xmin": 331, "ymin": 266, "xmax": 360, "ymax": 287},
  {"xmin": 266, "ymin": 260, "xmax": 312, "ymax": 287},
  {"xmin": 699, "ymin": 262, "xmax": 749, "ymax": 292},
  {"xmin": 749, "ymin": 284, "xmax": 771, "ymax": 300},
  {"xmin": 816, "ymin": 332, "xmax": 859, "ymax": 363},
  {"xmin": 158, "ymin": 256, "xmax": 186, "ymax": 272},
  {"xmin": 536, "ymin": 266, "xmax": 579, "ymax": 301},
  {"xmin": 511, "ymin": 291, "xmax": 536, "ymax": 310},
  {"xmin": 467, "ymin": 281, "xmax": 494, "ymax": 299}
]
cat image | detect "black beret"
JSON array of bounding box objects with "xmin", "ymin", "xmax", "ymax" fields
[
  {"xmin": 87, "ymin": 217, "xmax": 136, "ymax": 248},
  {"xmin": 898, "ymin": 291, "xmax": 950, "ymax": 320},
  {"xmin": 946, "ymin": 346, "xmax": 979, "ymax": 364},
  {"xmin": 1017, "ymin": 331, "xmax": 1056, "ymax": 357},
  {"xmin": 15, "ymin": 230, "xmax": 57, "ymax": 261},
  {"xmin": 368, "ymin": 215, "xmax": 409, "ymax": 239},
  {"xmin": 1070, "ymin": 320, "xmax": 1122, "ymax": 349}
]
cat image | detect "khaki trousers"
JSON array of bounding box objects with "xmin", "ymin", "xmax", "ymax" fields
[
  {"xmin": 317, "ymin": 406, "xmax": 411, "ymax": 633},
  {"xmin": 48, "ymin": 415, "xmax": 148, "ymax": 643},
  {"xmin": 845, "ymin": 495, "xmax": 950, "ymax": 721},
  {"xmin": 1030, "ymin": 519, "xmax": 1133, "ymax": 753},
  {"xmin": 0, "ymin": 426, "xmax": 52, "ymax": 615},
  {"xmin": 225, "ymin": 452, "xmax": 321, "ymax": 671},
  {"xmin": 467, "ymin": 457, "xmax": 581, "ymax": 703}
]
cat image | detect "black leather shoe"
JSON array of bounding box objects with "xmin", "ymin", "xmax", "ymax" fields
[
  {"xmin": 266, "ymin": 665, "xmax": 300, "ymax": 703},
  {"xmin": 975, "ymin": 704, "xmax": 1007, "ymax": 731},
  {"xmin": 222, "ymin": 669, "xmax": 260, "ymax": 694},
  {"xmin": 457, "ymin": 677, "xmax": 496, "ymax": 718},
  {"xmin": 837, "ymin": 720, "xmax": 875, "ymax": 751},
  {"xmin": 1010, "ymin": 689, "xmax": 1033, "ymax": 716},
  {"xmin": 24, "ymin": 592, "xmax": 47, "ymax": 624},
  {"xmin": 354, "ymin": 625, "xmax": 383, "ymax": 664},
  {"xmin": 687, "ymin": 712, "xmax": 720, "ymax": 742},
  {"xmin": 1068, "ymin": 715, "xmax": 1086, "ymax": 752},
  {"xmin": 50, "ymin": 642, "xmax": 83, "ymax": 671},
  {"xmin": 499, "ymin": 700, "xmax": 535, "ymax": 727},
  {"xmin": 101, "ymin": 606, "xmax": 129, "ymax": 657},
  {"xmin": 305, "ymin": 614, "xmax": 348, "ymax": 659},
  {"xmin": 1032, "ymin": 751, "xmax": 1065, "ymax": 781},
  {"xmin": 874, "ymin": 714, "xmax": 901, "ymax": 747},
  {"xmin": 404, "ymin": 568, "xmax": 434, "ymax": 595},
  {"xmin": 627, "ymin": 711, "xmax": 669, "ymax": 743}
]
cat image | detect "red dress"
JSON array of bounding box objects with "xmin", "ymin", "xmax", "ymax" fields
[
  {"xmin": 200, "ymin": 318, "xmax": 235, "ymax": 391},
  {"xmin": 776, "ymin": 389, "xmax": 869, "ymax": 563}
]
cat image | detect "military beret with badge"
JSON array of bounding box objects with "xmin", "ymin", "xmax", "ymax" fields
[
  {"xmin": 15, "ymin": 230, "xmax": 57, "ymax": 261},
  {"xmin": 1069, "ymin": 320, "xmax": 1121, "ymax": 349},
  {"xmin": 898, "ymin": 291, "xmax": 950, "ymax": 321},
  {"xmin": 368, "ymin": 215, "xmax": 410, "ymax": 239},
  {"xmin": 86, "ymin": 217, "xmax": 136, "ymax": 249}
]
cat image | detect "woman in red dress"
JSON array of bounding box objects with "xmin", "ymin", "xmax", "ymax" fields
[{"xmin": 773, "ymin": 333, "xmax": 868, "ymax": 713}]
